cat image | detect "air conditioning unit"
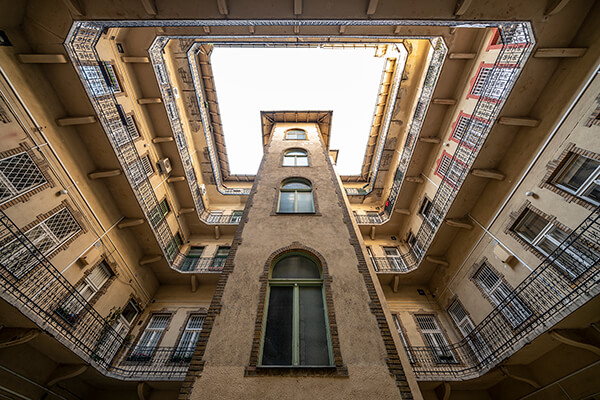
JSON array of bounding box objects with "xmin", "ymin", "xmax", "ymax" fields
[{"xmin": 156, "ymin": 158, "xmax": 172, "ymax": 175}]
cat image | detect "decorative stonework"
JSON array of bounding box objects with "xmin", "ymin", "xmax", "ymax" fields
[{"xmin": 244, "ymin": 242, "xmax": 347, "ymax": 377}]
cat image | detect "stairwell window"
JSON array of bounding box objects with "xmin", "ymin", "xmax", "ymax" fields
[
  {"xmin": 283, "ymin": 149, "xmax": 309, "ymax": 166},
  {"xmin": 172, "ymin": 315, "xmax": 205, "ymax": 362},
  {"xmin": 415, "ymin": 314, "xmax": 457, "ymax": 364},
  {"xmin": 552, "ymin": 153, "xmax": 600, "ymax": 206},
  {"xmin": 129, "ymin": 314, "xmax": 170, "ymax": 361},
  {"xmin": 512, "ymin": 209, "xmax": 597, "ymax": 279},
  {"xmin": 473, "ymin": 263, "xmax": 532, "ymax": 328},
  {"xmin": 285, "ymin": 129, "xmax": 306, "ymax": 140},
  {"xmin": 278, "ymin": 178, "xmax": 315, "ymax": 213},
  {"xmin": 260, "ymin": 252, "xmax": 332, "ymax": 367}
]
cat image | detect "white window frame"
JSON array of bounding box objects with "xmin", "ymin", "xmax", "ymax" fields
[
  {"xmin": 552, "ymin": 153, "xmax": 600, "ymax": 206},
  {"xmin": 447, "ymin": 301, "xmax": 492, "ymax": 364},
  {"xmin": 384, "ymin": 247, "xmax": 405, "ymax": 272},
  {"xmin": 415, "ymin": 314, "xmax": 457, "ymax": 364},
  {"xmin": 283, "ymin": 149, "xmax": 309, "ymax": 166},
  {"xmin": 172, "ymin": 315, "xmax": 205, "ymax": 361},
  {"xmin": 59, "ymin": 261, "xmax": 112, "ymax": 318},
  {"xmin": 130, "ymin": 314, "xmax": 170, "ymax": 361}
]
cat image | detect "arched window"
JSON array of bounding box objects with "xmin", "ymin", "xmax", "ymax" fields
[
  {"xmin": 285, "ymin": 129, "xmax": 306, "ymax": 140},
  {"xmin": 260, "ymin": 252, "xmax": 332, "ymax": 366},
  {"xmin": 283, "ymin": 149, "xmax": 309, "ymax": 167},
  {"xmin": 278, "ymin": 178, "xmax": 314, "ymax": 213}
]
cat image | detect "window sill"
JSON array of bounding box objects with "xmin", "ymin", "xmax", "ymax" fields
[{"xmin": 245, "ymin": 365, "xmax": 347, "ymax": 377}]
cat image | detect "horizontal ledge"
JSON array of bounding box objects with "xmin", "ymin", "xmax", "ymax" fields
[
  {"xmin": 152, "ymin": 137, "xmax": 174, "ymax": 143},
  {"xmin": 448, "ymin": 52, "xmax": 476, "ymax": 60},
  {"xmin": 167, "ymin": 176, "xmax": 186, "ymax": 183},
  {"xmin": 121, "ymin": 56, "xmax": 150, "ymax": 63},
  {"xmin": 405, "ymin": 176, "xmax": 424, "ymax": 183},
  {"xmin": 137, "ymin": 98, "xmax": 162, "ymax": 105},
  {"xmin": 88, "ymin": 169, "xmax": 121, "ymax": 179},
  {"xmin": 498, "ymin": 117, "xmax": 540, "ymax": 127},
  {"xmin": 445, "ymin": 218, "xmax": 473, "ymax": 230},
  {"xmin": 419, "ymin": 136, "xmax": 441, "ymax": 144},
  {"xmin": 471, "ymin": 169, "xmax": 505, "ymax": 180},
  {"xmin": 426, "ymin": 256, "xmax": 449, "ymax": 266},
  {"xmin": 17, "ymin": 54, "xmax": 67, "ymax": 64},
  {"xmin": 139, "ymin": 255, "xmax": 162, "ymax": 266},
  {"xmin": 432, "ymin": 98, "xmax": 456, "ymax": 106},
  {"xmin": 395, "ymin": 208, "xmax": 410, "ymax": 215},
  {"xmin": 56, "ymin": 116, "xmax": 97, "ymax": 126},
  {"xmin": 534, "ymin": 48, "xmax": 587, "ymax": 58},
  {"xmin": 117, "ymin": 218, "xmax": 145, "ymax": 229}
]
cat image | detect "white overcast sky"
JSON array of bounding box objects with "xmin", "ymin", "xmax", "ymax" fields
[{"xmin": 210, "ymin": 47, "xmax": 385, "ymax": 175}]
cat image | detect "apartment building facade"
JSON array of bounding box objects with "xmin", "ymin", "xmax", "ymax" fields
[{"xmin": 0, "ymin": 0, "xmax": 598, "ymax": 399}]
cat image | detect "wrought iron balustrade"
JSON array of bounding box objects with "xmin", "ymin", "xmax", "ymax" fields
[
  {"xmin": 0, "ymin": 209, "xmax": 192, "ymax": 381},
  {"xmin": 173, "ymin": 255, "xmax": 227, "ymax": 273},
  {"xmin": 371, "ymin": 256, "xmax": 415, "ymax": 273},
  {"xmin": 403, "ymin": 205, "xmax": 600, "ymax": 380}
]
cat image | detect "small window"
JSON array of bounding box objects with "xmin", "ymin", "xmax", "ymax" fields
[
  {"xmin": 512, "ymin": 209, "xmax": 598, "ymax": 279},
  {"xmin": 418, "ymin": 197, "xmax": 440, "ymax": 227},
  {"xmin": 283, "ymin": 149, "xmax": 309, "ymax": 167},
  {"xmin": 57, "ymin": 261, "xmax": 112, "ymax": 322},
  {"xmin": 260, "ymin": 253, "xmax": 332, "ymax": 366},
  {"xmin": 553, "ymin": 154, "xmax": 600, "ymax": 205},
  {"xmin": 285, "ymin": 129, "xmax": 306, "ymax": 140},
  {"xmin": 126, "ymin": 114, "xmax": 140, "ymax": 140},
  {"xmin": 278, "ymin": 178, "xmax": 315, "ymax": 213},
  {"xmin": 129, "ymin": 314, "xmax": 170, "ymax": 361},
  {"xmin": 121, "ymin": 300, "xmax": 140, "ymax": 324},
  {"xmin": 415, "ymin": 314, "xmax": 457, "ymax": 364},
  {"xmin": 173, "ymin": 315, "xmax": 205, "ymax": 361},
  {"xmin": 473, "ymin": 263, "xmax": 532, "ymax": 328}
]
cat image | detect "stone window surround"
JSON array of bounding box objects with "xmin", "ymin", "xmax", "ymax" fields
[
  {"xmin": 245, "ymin": 242, "xmax": 347, "ymax": 377},
  {"xmin": 539, "ymin": 143, "xmax": 600, "ymax": 211}
]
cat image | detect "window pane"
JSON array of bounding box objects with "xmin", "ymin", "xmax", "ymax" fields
[
  {"xmin": 278, "ymin": 192, "xmax": 295, "ymax": 213},
  {"xmin": 583, "ymin": 181, "xmax": 600, "ymax": 203},
  {"xmin": 557, "ymin": 156, "xmax": 599, "ymax": 192},
  {"xmin": 299, "ymin": 286, "xmax": 329, "ymax": 365},
  {"xmin": 296, "ymin": 191, "xmax": 314, "ymax": 213},
  {"xmin": 262, "ymin": 286, "xmax": 293, "ymax": 365},
  {"xmin": 121, "ymin": 301, "xmax": 139, "ymax": 323},
  {"xmin": 286, "ymin": 150, "xmax": 306, "ymax": 156},
  {"xmin": 514, "ymin": 211, "xmax": 548, "ymax": 242},
  {"xmin": 282, "ymin": 156, "xmax": 295, "ymax": 166},
  {"xmin": 272, "ymin": 255, "xmax": 320, "ymax": 279},
  {"xmin": 282, "ymin": 181, "xmax": 311, "ymax": 190},
  {"xmin": 296, "ymin": 156, "xmax": 309, "ymax": 167}
]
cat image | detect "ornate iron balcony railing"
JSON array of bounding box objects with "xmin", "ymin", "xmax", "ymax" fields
[
  {"xmin": 0, "ymin": 209, "xmax": 208, "ymax": 381},
  {"xmin": 172, "ymin": 255, "xmax": 228, "ymax": 273},
  {"xmin": 403, "ymin": 206, "xmax": 600, "ymax": 380}
]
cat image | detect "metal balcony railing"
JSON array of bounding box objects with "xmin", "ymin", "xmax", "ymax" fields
[
  {"xmin": 173, "ymin": 255, "xmax": 227, "ymax": 273},
  {"xmin": 0, "ymin": 209, "xmax": 204, "ymax": 381},
  {"xmin": 403, "ymin": 205, "xmax": 600, "ymax": 380},
  {"xmin": 371, "ymin": 256, "xmax": 416, "ymax": 273}
]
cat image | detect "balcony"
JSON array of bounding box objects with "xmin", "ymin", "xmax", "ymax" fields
[
  {"xmin": 402, "ymin": 206, "xmax": 600, "ymax": 380},
  {"xmin": 0, "ymin": 209, "xmax": 192, "ymax": 381}
]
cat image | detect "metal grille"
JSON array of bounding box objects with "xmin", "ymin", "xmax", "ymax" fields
[
  {"xmin": 0, "ymin": 152, "xmax": 46, "ymax": 203},
  {"xmin": 126, "ymin": 115, "xmax": 140, "ymax": 139},
  {"xmin": 44, "ymin": 208, "xmax": 80, "ymax": 241},
  {"xmin": 406, "ymin": 205, "xmax": 600, "ymax": 380},
  {"xmin": 141, "ymin": 155, "xmax": 153, "ymax": 176},
  {"xmin": 470, "ymin": 67, "xmax": 491, "ymax": 96}
]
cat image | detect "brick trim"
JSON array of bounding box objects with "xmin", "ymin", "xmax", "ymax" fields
[
  {"xmin": 244, "ymin": 242, "xmax": 347, "ymax": 377},
  {"xmin": 540, "ymin": 143, "xmax": 600, "ymax": 211}
]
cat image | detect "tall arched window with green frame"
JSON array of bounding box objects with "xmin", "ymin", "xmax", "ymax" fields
[
  {"xmin": 278, "ymin": 178, "xmax": 314, "ymax": 213},
  {"xmin": 260, "ymin": 252, "xmax": 332, "ymax": 366}
]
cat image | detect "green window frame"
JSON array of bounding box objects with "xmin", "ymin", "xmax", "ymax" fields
[
  {"xmin": 285, "ymin": 129, "xmax": 307, "ymax": 140},
  {"xmin": 259, "ymin": 252, "xmax": 333, "ymax": 367},
  {"xmin": 211, "ymin": 246, "xmax": 230, "ymax": 269},
  {"xmin": 277, "ymin": 178, "xmax": 315, "ymax": 213}
]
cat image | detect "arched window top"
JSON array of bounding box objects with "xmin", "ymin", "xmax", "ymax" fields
[
  {"xmin": 281, "ymin": 178, "xmax": 311, "ymax": 191},
  {"xmin": 271, "ymin": 253, "xmax": 321, "ymax": 279},
  {"xmin": 283, "ymin": 149, "xmax": 309, "ymax": 167},
  {"xmin": 285, "ymin": 129, "xmax": 307, "ymax": 140}
]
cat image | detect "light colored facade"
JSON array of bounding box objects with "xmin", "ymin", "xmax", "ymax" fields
[{"xmin": 0, "ymin": 1, "xmax": 599, "ymax": 399}]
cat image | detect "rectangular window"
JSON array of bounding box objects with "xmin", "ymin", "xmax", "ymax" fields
[
  {"xmin": 125, "ymin": 114, "xmax": 140, "ymax": 140},
  {"xmin": 211, "ymin": 246, "xmax": 230, "ymax": 270},
  {"xmin": 0, "ymin": 152, "xmax": 47, "ymax": 204},
  {"xmin": 57, "ymin": 261, "xmax": 112, "ymax": 322},
  {"xmin": 473, "ymin": 263, "xmax": 532, "ymax": 328},
  {"xmin": 94, "ymin": 299, "xmax": 139, "ymax": 361},
  {"xmin": 415, "ymin": 314, "xmax": 457, "ymax": 364},
  {"xmin": 392, "ymin": 315, "xmax": 414, "ymax": 364},
  {"xmin": 172, "ymin": 315, "xmax": 205, "ymax": 361},
  {"xmin": 418, "ymin": 197, "xmax": 441, "ymax": 227},
  {"xmin": 512, "ymin": 209, "xmax": 598, "ymax": 279},
  {"xmin": 229, "ymin": 210, "xmax": 243, "ymax": 223},
  {"xmin": 181, "ymin": 246, "xmax": 205, "ymax": 271},
  {"xmin": 447, "ymin": 300, "xmax": 492, "ymax": 364},
  {"xmin": 129, "ymin": 314, "xmax": 170, "ymax": 361},
  {"xmin": 553, "ymin": 153, "xmax": 600, "ymax": 206},
  {"xmin": 451, "ymin": 115, "xmax": 488, "ymax": 149},
  {"xmin": 435, "ymin": 152, "xmax": 464, "ymax": 188},
  {"xmin": 1, "ymin": 207, "xmax": 81, "ymax": 278},
  {"xmin": 384, "ymin": 247, "xmax": 405, "ymax": 272},
  {"xmin": 149, "ymin": 199, "xmax": 171, "ymax": 226},
  {"xmin": 141, "ymin": 155, "xmax": 153, "ymax": 176}
]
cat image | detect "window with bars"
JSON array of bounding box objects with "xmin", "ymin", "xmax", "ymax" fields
[
  {"xmin": 512, "ymin": 209, "xmax": 598, "ymax": 280},
  {"xmin": 435, "ymin": 152, "xmax": 463, "ymax": 188},
  {"xmin": 415, "ymin": 314, "xmax": 457, "ymax": 364},
  {"xmin": 552, "ymin": 153, "xmax": 600, "ymax": 206},
  {"xmin": 447, "ymin": 300, "xmax": 492, "ymax": 364},
  {"xmin": 392, "ymin": 315, "xmax": 414, "ymax": 364},
  {"xmin": 79, "ymin": 62, "xmax": 121, "ymax": 97},
  {"xmin": 473, "ymin": 263, "xmax": 532, "ymax": 328},
  {"xmin": 140, "ymin": 155, "xmax": 154, "ymax": 176},
  {"xmin": 384, "ymin": 247, "xmax": 405, "ymax": 272},
  {"xmin": 470, "ymin": 67, "xmax": 492, "ymax": 97},
  {"xmin": 129, "ymin": 314, "xmax": 170, "ymax": 361},
  {"xmin": 0, "ymin": 207, "xmax": 81, "ymax": 278},
  {"xmin": 211, "ymin": 246, "xmax": 230, "ymax": 270},
  {"xmin": 0, "ymin": 152, "xmax": 47, "ymax": 204},
  {"xmin": 172, "ymin": 315, "xmax": 205, "ymax": 361},
  {"xmin": 451, "ymin": 115, "xmax": 488, "ymax": 149},
  {"xmin": 57, "ymin": 261, "xmax": 112, "ymax": 323},
  {"xmin": 149, "ymin": 199, "xmax": 171, "ymax": 227},
  {"xmin": 125, "ymin": 114, "xmax": 140, "ymax": 139}
]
